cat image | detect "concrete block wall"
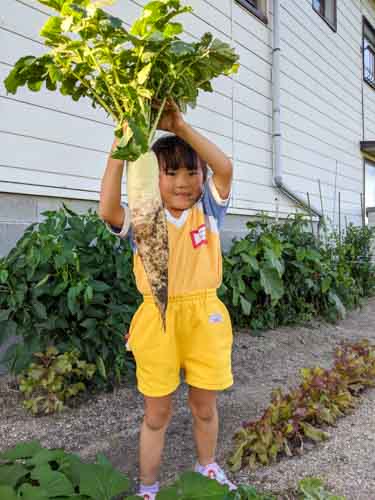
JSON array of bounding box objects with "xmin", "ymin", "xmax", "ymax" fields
[
  {"xmin": 367, "ymin": 207, "xmax": 375, "ymax": 227},
  {"xmin": 0, "ymin": 193, "xmax": 250, "ymax": 256},
  {"xmin": 0, "ymin": 193, "xmax": 99, "ymax": 258},
  {"xmin": 221, "ymin": 213, "xmax": 252, "ymax": 251}
]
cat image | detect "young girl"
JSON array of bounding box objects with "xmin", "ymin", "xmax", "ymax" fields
[{"xmin": 99, "ymin": 100, "xmax": 236, "ymax": 499}]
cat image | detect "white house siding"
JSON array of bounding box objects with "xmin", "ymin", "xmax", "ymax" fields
[
  {"xmin": 1, "ymin": 0, "xmax": 115, "ymax": 200},
  {"xmin": 280, "ymin": 0, "xmax": 365, "ymax": 227},
  {"xmin": 1, "ymin": 0, "xmax": 375, "ymax": 256}
]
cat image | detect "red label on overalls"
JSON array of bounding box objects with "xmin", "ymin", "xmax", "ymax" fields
[{"xmin": 190, "ymin": 224, "xmax": 208, "ymax": 248}]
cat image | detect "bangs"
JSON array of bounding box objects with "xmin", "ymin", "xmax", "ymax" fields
[{"xmin": 152, "ymin": 135, "xmax": 207, "ymax": 179}]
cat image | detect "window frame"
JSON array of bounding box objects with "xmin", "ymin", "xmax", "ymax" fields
[
  {"xmin": 312, "ymin": 0, "xmax": 337, "ymax": 32},
  {"xmin": 365, "ymin": 159, "xmax": 375, "ymax": 212},
  {"xmin": 363, "ymin": 17, "xmax": 375, "ymax": 90},
  {"xmin": 235, "ymin": 0, "xmax": 268, "ymax": 25}
]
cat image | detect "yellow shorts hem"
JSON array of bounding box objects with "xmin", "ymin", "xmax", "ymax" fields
[
  {"xmin": 185, "ymin": 377, "xmax": 234, "ymax": 391},
  {"xmin": 138, "ymin": 382, "xmax": 180, "ymax": 398}
]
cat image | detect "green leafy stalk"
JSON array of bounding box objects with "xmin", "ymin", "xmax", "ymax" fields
[
  {"xmin": 84, "ymin": 44, "xmax": 124, "ymax": 118},
  {"xmin": 148, "ymin": 95, "xmax": 169, "ymax": 147},
  {"xmin": 4, "ymin": 0, "xmax": 240, "ymax": 161},
  {"xmin": 71, "ymin": 70, "xmax": 117, "ymax": 121}
]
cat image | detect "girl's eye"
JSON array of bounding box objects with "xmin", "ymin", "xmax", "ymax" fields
[{"xmin": 163, "ymin": 169, "xmax": 198, "ymax": 176}]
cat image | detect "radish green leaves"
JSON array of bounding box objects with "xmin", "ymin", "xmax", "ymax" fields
[{"xmin": 4, "ymin": 0, "xmax": 239, "ymax": 161}]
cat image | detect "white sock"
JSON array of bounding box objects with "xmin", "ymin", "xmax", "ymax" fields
[
  {"xmin": 195, "ymin": 461, "xmax": 216, "ymax": 473},
  {"xmin": 139, "ymin": 481, "xmax": 160, "ymax": 494}
]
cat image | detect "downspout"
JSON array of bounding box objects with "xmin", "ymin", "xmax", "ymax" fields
[{"xmin": 272, "ymin": 0, "xmax": 322, "ymax": 220}]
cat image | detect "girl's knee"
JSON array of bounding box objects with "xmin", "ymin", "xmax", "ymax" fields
[
  {"xmin": 188, "ymin": 397, "xmax": 216, "ymax": 422},
  {"xmin": 144, "ymin": 397, "xmax": 173, "ymax": 431}
]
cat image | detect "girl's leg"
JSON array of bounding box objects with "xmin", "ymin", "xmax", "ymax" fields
[
  {"xmin": 188, "ymin": 386, "xmax": 218, "ymax": 466},
  {"xmin": 188, "ymin": 386, "xmax": 237, "ymax": 491},
  {"xmin": 139, "ymin": 393, "xmax": 174, "ymax": 486}
]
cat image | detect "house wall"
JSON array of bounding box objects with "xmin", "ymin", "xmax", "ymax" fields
[{"xmin": 279, "ymin": 0, "xmax": 366, "ymax": 227}]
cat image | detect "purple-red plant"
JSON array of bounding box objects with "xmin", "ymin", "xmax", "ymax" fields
[{"xmin": 228, "ymin": 340, "xmax": 375, "ymax": 471}]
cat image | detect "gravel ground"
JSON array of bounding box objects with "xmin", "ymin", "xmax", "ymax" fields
[{"xmin": 1, "ymin": 298, "xmax": 375, "ymax": 499}]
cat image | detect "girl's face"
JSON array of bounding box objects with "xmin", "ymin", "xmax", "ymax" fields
[{"xmin": 159, "ymin": 162, "xmax": 204, "ymax": 218}]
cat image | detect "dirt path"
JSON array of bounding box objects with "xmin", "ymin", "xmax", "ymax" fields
[{"xmin": 1, "ymin": 298, "xmax": 375, "ymax": 499}]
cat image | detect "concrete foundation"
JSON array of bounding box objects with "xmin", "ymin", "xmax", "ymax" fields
[
  {"xmin": 0, "ymin": 193, "xmax": 255, "ymax": 256},
  {"xmin": 0, "ymin": 193, "xmax": 99, "ymax": 258}
]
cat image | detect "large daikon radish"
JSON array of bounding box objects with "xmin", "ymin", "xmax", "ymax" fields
[{"xmin": 127, "ymin": 151, "xmax": 169, "ymax": 329}]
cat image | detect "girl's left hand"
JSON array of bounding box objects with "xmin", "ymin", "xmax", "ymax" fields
[{"xmin": 154, "ymin": 98, "xmax": 185, "ymax": 134}]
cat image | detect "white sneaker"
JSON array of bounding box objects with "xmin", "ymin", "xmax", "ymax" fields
[{"xmin": 194, "ymin": 461, "xmax": 237, "ymax": 491}]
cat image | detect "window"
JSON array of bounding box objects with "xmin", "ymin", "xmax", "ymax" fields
[
  {"xmin": 235, "ymin": 0, "xmax": 267, "ymax": 24},
  {"xmin": 312, "ymin": 0, "xmax": 337, "ymax": 31},
  {"xmin": 364, "ymin": 18, "xmax": 375, "ymax": 88},
  {"xmin": 365, "ymin": 161, "xmax": 375, "ymax": 210}
]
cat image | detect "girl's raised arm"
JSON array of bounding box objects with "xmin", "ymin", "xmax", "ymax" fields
[
  {"xmin": 99, "ymin": 135, "xmax": 126, "ymax": 229},
  {"xmin": 157, "ymin": 99, "xmax": 233, "ymax": 199},
  {"xmin": 176, "ymin": 121, "xmax": 233, "ymax": 200}
]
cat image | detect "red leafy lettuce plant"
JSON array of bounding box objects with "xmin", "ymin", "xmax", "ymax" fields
[{"xmin": 228, "ymin": 340, "xmax": 375, "ymax": 471}]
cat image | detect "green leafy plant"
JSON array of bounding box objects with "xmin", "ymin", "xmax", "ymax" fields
[
  {"xmin": 297, "ymin": 477, "xmax": 345, "ymax": 500},
  {"xmin": 0, "ymin": 440, "xmax": 274, "ymax": 499},
  {"xmin": 228, "ymin": 340, "xmax": 375, "ymax": 472},
  {"xmin": 0, "ymin": 440, "xmax": 130, "ymax": 499},
  {"xmin": 0, "ymin": 441, "xmax": 348, "ymax": 499},
  {"xmin": 0, "ymin": 204, "xmax": 141, "ymax": 391},
  {"xmin": 18, "ymin": 346, "xmax": 96, "ymax": 415},
  {"xmin": 219, "ymin": 215, "xmax": 375, "ymax": 332},
  {"xmin": 330, "ymin": 223, "xmax": 375, "ymax": 299},
  {"xmin": 127, "ymin": 473, "xmax": 276, "ymax": 500},
  {"xmin": 4, "ymin": 0, "xmax": 239, "ymax": 161},
  {"xmin": 231, "ymin": 485, "xmax": 276, "ymax": 500},
  {"xmin": 219, "ymin": 215, "xmax": 286, "ymax": 330}
]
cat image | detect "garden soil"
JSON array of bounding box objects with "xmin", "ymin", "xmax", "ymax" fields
[{"xmin": 1, "ymin": 298, "xmax": 375, "ymax": 499}]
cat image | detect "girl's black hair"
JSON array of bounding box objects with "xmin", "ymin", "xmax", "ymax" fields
[{"xmin": 152, "ymin": 135, "xmax": 208, "ymax": 182}]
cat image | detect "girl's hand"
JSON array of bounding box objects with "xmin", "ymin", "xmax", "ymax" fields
[
  {"xmin": 112, "ymin": 121, "xmax": 129, "ymax": 150},
  {"xmin": 154, "ymin": 98, "xmax": 186, "ymax": 134}
]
